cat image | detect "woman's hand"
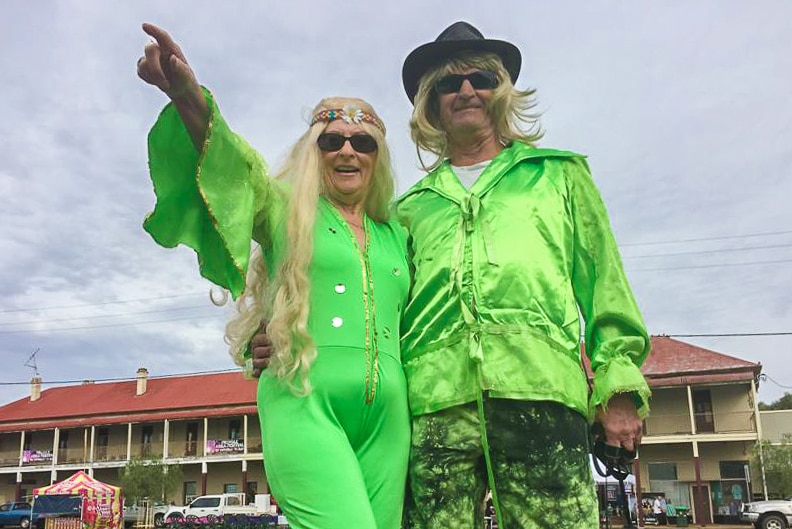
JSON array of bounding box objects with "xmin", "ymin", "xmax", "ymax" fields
[
  {"xmin": 250, "ymin": 320, "xmax": 273, "ymax": 378},
  {"xmin": 137, "ymin": 23, "xmax": 200, "ymax": 101},
  {"xmin": 137, "ymin": 23, "xmax": 208, "ymax": 149}
]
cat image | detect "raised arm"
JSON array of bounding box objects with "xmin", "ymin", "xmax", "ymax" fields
[{"xmin": 136, "ymin": 23, "xmax": 208, "ymax": 150}]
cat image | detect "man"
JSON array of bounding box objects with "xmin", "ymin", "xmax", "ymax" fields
[
  {"xmin": 653, "ymin": 495, "xmax": 667, "ymax": 525},
  {"xmin": 253, "ymin": 21, "xmax": 651, "ymax": 529}
]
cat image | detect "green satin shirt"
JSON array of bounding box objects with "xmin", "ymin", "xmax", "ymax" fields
[{"xmin": 395, "ymin": 142, "xmax": 651, "ymax": 420}]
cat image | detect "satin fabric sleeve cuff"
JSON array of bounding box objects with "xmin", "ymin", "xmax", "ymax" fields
[
  {"xmin": 588, "ymin": 347, "xmax": 652, "ymax": 421},
  {"xmin": 142, "ymin": 87, "xmax": 274, "ymax": 299}
]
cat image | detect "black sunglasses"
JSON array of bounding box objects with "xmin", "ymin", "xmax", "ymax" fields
[
  {"xmin": 317, "ymin": 133, "xmax": 378, "ymax": 154},
  {"xmin": 435, "ymin": 70, "xmax": 499, "ymax": 94}
]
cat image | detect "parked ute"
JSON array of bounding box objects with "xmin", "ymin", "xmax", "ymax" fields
[
  {"xmin": 163, "ymin": 494, "xmax": 269, "ymax": 522},
  {"xmin": 0, "ymin": 502, "xmax": 32, "ymax": 529},
  {"xmin": 122, "ymin": 502, "xmax": 170, "ymax": 528},
  {"xmin": 741, "ymin": 498, "xmax": 792, "ymax": 529}
]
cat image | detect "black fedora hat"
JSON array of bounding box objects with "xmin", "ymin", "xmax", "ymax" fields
[{"xmin": 402, "ymin": 21, "xmax": 521, "ymax": 104}]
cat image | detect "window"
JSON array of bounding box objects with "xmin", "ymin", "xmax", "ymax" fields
[
  {"xmin": 183, "ymin": 481, "xmax": 197, "ymax": 505},
  {"xmin": 648, "ymin": 462, "xmax": 678, "ymax": 481},
  {"xmin": 720, "ymin": 461, "xmax": 749, "ymax": 480},
  {"xmin": 141, "ymin": 425, "xmax": 153, "ymax": 456},
  {"xmin": 190, "ymin": 497, "xmax": 221, "ymax": 508},
  {"xmin": 96, "ymin": 428, "xmax": 109, "ymax": 459},
  {"xmin": 23, "ymin": 434, "xmax": 32, "ymax": 451},
  {"xmin": 186, "ymin": 422, "xmax": 198, "ymax": 456},
  {"xmin": 229, "ymin": 420, "xmax": 242, "ymax": 440},
  {"xmin": 223, "ymin": 483, "xmax": 239, "ymax": 494},
  {"xmin": 245, "ymin": 481, "xmax": 257, "ymax": 504},
  {"xmin": 225, "ymin": 494, "xmax": 240, "ymax": 505},
  {"xmin": 59, "ymin": 431, "xmax": 69, "ymax": 449},
  {"xmin": 693, "ymin": 389, "xmax": 715, "ymax": 433}
]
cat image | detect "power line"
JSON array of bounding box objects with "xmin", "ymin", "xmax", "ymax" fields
[
  {"xmin": 0, "ymin": 305, "xmax": 216, "ymax": 327},
  {"xmin": 759, "ymin": 374, "xmax": 792, "ymax": 390},
  {"xmin": 630, "ymin": 258, "xmax": 792, "ymax": 272},
  {"xmin": 624, "ymin": 243, "xmax": 792, "ymax": 260},
  {"xmin": 621, "ymin": 230, "xmax": 792, "ymax": 247},
  {"xmin": 0, "ymin": 313, "xmax": 223, "ymax": 334},
  {"xmin": 0, "ymin": 367, "xmax": 240, "ymax": 386},
  {"xmin": 0, "ymin": 292, "xmax": 207, "ymax": 314},
  {"xmin": 669, "ymin": 332, "xmax": 792, "ymax": 338}
]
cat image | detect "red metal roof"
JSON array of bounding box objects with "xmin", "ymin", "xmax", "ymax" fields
[
  {"xmin": 582, "ymin": 335, "xmax": 762, "ymax": 387},
  {"xmin": 0, "ymin": 371, "xmax": 257, "ymax": 432}
]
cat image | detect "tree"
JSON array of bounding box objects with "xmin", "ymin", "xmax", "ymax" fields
[
  {"xmin": 119, "ymin": 457, "xmax": 183, "ymax": 504},
  {"xmin": 759, "ymin": 392, "xmax": 792, "ymax": 411},
  {"xmin": 753, "ymin": 435, "xmax": 792, "ymax": 498}
]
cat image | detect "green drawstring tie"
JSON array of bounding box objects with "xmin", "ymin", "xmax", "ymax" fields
[
  {"xmin": 450, "ymin": 194, "xmax": 498, "ymax": 298},
  {"xmin": 451, "ymin": 193, "xmax": 504, "ymax": 524}
]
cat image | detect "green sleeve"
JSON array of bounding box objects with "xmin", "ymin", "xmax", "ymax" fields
[
  {"xmin": 143, "ymin": 88, "xmax": 281, "ymax": 299},
  {"xmin": 566, "ymin": 158, "xmax": 652, "ymax": 419}
]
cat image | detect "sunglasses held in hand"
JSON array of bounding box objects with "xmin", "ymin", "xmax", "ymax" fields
[
  {"xmin": 317, "ymin": 133, "xmax": 378, "ymax": 154},
  {"xmin": 434, "ymin": 70, "xmax": 499, "ymax": 94}
]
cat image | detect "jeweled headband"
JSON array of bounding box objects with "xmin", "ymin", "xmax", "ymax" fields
[{"xmin": 310, "ymin": 104, "xmax": 386, "ymax": 134}]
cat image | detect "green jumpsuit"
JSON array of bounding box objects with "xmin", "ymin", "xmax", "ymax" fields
[{"xmin": 143, "ymin": 92, "xmax": 411, "ymax": 529}]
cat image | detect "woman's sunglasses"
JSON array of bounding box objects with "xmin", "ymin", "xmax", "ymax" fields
[
  {"xmin": 434, "ymin": 70, "xmax": 499, "ymax": 94},
  {"xmin": 317, "ymin": 133, "xmax": 378, "ymax": 154}
]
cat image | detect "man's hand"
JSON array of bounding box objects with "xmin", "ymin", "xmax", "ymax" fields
[
  {"xmin": 250, "ymin": 320, "xmax": 273, "ymax": 378},
  {"xmin": 594, "ymin": 392, "xmax": 642, "ymax": 452}
]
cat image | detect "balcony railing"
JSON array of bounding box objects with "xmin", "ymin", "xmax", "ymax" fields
[{"xmin": 644, "ymin": 410, "xmax": 756, "ymax": 437}]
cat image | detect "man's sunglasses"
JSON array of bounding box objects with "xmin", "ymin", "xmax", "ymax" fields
[
  {"xmin": 434, "ymin": 70, "xmax": 499, "ymax": 94},
  {"xmin": 317, "ymin": 133, "xmax": 378, "ymax": 154}
]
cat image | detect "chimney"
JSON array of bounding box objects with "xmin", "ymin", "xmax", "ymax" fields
[
  {"xmin": 30, "ymin": 377, "xmax": 42, "ymax": 402},
  {"xmin": 136, "ymin": 368, "xmax": 148, "ymax": 396}
]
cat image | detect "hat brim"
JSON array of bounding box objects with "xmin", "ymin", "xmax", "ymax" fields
[{"xmin": 402, "ymin": 39, "xmax": 521, "ymax": 103}]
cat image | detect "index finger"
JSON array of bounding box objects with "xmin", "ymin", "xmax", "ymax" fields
[{"xmin": 142, "ymin": 23, "xmax": 180, "ymax": 56}]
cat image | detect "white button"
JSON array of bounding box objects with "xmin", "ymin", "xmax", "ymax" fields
[
  {"xmin": 335, "ymin": 284, "xmax": 346, "ymax": 294},
  {"xmin": 392, "ymin": 268, "xmax": 401, "ymax": 276},
  {"xmin": 332, "ymin": 317, "xmax": 343, "ymax": 327}
]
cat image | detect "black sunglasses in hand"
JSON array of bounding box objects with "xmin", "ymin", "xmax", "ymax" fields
[
  {"xmin": 434, "ymin": 70, "xmax": 499, "ymax": 94},
  {"xmin": 317, "ymin": 133, "xmax": 378, "ymax": 154}
]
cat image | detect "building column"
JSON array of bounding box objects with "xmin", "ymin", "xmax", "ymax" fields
[
  {"xmin": 203, "ymin": 418, "xmax": 209, "ymax": 457},
  {"xmin": 89, "ymin": 426, "xmax": 96, "ymax": 464},
  {"xmin": 241, "ymin": 459, "xmax": 248, "ymax": 503},
  {"xmin": 633, "ymin": 456, "xmax": 644, "ymax": 526},
  {"xmin": 693, "ymin": 441, "xmax": 707, "ymax": 527},
  {"xmin": 18, "ymin": 431, "xmax": 26, "ymax": 466},
  {"xmin": 163, "ymin": 419, "xmax": 170, "ymax": 460},
  {"xmin": 243, "ymin": 416, "xmax": 249, "ymax": 456},
  {"xmin": 687, "ymin": 385, "xmax": 697, "ymax": 434},
  {"xmin": 127, "ymin": 423, "xmax": 133, "ymax": 461},
  {"xmin": 201, "ymin": 461, "xmax": 208, "ymax": 495},
  {"xmin": 53, "ymin": 428, "xmax": 60, "ymax": 466},
  {"xmin": 751, "ymin": 378, "xmax": 769, "ymax": 500},
  {"xmin": 15, "ymin": 472, "xmax": 22, "ymax": 502}
]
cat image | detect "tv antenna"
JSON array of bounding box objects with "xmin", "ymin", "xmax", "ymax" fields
[{"xmin": 24, "ymin": 348, "xmax": 40, "ymax": 377}]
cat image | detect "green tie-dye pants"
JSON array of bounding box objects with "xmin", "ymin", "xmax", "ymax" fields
[{"xmin": 405, "ymin": 398, "xmax": 599, "ymax": 529}]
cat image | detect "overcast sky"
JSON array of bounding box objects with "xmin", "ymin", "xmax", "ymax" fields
[{"xmin": 1, "ymin": 1, "xmax": 790, "ymax": 408}]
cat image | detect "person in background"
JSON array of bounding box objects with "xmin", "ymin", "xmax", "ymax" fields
[{"xmin": 136, "ymin": 23, "xmax": 410, "ymax": 529}]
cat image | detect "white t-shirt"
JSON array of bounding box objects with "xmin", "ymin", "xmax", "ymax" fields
[{"xmin": 451, "ymin": 159, "xmax": 492, "ymax": 189}]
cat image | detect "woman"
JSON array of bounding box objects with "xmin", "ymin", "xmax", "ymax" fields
[{"xmin": 136, "ymin": 24, "xmax": 410, "ymax": 529}]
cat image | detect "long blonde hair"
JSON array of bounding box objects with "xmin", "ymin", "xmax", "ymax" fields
[
  {"xmin": 225, "ymin": 97, "xmax": 394, "ymax": 395},
  {"xmin": 410, "ymin": 52, "xmax": 543, "ymax": 171}
]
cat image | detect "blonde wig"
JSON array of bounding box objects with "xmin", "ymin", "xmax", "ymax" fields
[
  {"xmin": 410, "ymin": 52, "xmax": 543, "ymax": 171},
  {"xmin": 226, "ymin": 97, "xmax": 395, "ymax": 395}
]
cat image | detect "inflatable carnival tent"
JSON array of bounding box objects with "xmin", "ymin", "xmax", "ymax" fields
[{"xmin": 33, "ymin": 471, "xmax": 122, "ymax": 529}]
